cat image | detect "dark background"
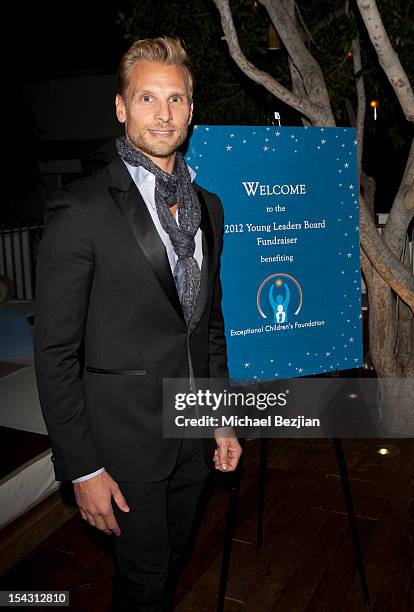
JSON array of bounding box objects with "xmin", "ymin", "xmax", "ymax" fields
[{"xmin": 3, "ymin": 1, "xmax": 412, "ymax": 220}]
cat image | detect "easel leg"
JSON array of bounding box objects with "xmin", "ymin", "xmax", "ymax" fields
[
  {"xmin": 256, "ymin": 438, "xmax": 268, "ymax": 552},
  {"xmin": 333, "ymin": 438, "xmax": 371, "ymax": 607},
  {"xmin": 216, "ymin": 470, "xmax": 242, "ymax": 612}
]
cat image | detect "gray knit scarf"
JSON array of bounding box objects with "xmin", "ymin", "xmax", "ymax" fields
[{"xmin": 116, "ymin": 137, "xmax": 201, "ymax": 324}]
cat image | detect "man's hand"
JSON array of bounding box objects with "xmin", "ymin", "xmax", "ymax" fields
[
  {"xmin": 213, "ymin": 428, "xmax": 242, "ymax": 472},
  {"xmin": 73, "ymin": 470, "xmax": 129, "ymax": 535}
]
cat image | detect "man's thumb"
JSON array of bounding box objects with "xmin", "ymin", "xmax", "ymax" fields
[
  {"xmin": 220, "ymin": 443, "xmax": 229, "ymax": 470},
  {"xmin": 112, "ymin": 487, "xmax": 130, "ymax": 513}
]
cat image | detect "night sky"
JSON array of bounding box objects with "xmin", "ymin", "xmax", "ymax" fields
[
  {"xmin": 5, "ymin": 1, "xmax": 411, "ymax": 217},
  {"xmin": 9, "ymin": 1, "xmax": 124, "ymax": 80}
]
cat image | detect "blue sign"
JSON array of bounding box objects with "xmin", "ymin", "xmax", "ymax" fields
[{"xmin": 186, "ymin": 126, "xmax": 363, "ymax": 381}]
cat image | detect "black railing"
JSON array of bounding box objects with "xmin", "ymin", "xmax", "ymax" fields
[{"xmin": 0, "ymin": 219, "xmax": 44, "ymax": 300}]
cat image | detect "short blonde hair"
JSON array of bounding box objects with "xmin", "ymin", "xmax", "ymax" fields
[{"xmin": 118, "ymin": 36, "xmax": 193, "ymax": 102}]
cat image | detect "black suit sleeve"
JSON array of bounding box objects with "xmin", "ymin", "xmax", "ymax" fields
[
  {"xmin": 34, "ymin": 191, "xmax": 102, "ymax": 481},
  {"xmin": 208, "ymin": 198, "xmax": 229, "ymax": 379}
]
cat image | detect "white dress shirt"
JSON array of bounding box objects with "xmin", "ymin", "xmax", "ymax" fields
[{"xmin": 73, "ymin": 160, "xmax": 202, "ymax": 483}]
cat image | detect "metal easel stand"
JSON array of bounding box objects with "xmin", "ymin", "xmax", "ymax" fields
[
  {"xmin": 254, "ymin": 437, "xmax": 371, "ymax": 607},
  {"xmin": 333, "ymin": 437, "xmax": 370, "ymax": 607},
  {"xmin": 216, "ymin": 464, "xmax": 243, "ymax": 612}
]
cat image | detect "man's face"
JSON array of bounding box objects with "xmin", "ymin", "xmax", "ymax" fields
[{"xmin": 115, "ymin": 60, "xmax": 193, "ymax": 165}]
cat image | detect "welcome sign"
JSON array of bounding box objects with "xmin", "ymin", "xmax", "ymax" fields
[{"xmin": 186, "ymin": 126, "xmax": 363, "ymax": 381}]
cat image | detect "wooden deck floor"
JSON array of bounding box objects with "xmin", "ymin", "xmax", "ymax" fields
[{"xmin": 1, "ymin": 438, "xmax": 413, "ymax": 611}]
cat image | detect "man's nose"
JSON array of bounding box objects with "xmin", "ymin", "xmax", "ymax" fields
[{"xmin": 155, "ymin": 100, "xmax": 172, "ymax": 123}]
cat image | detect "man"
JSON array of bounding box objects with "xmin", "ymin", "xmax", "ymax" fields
[{"xmin": 34, "ymin": 37, "xmax": 241, "ymax": 611}]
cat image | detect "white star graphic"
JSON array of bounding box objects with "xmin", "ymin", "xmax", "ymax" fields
[
  {"xmin": 344, "ymin": 162, "xmax": 349, "ymax": 168},
  {"xmin": 263, "ymin": 145, "xmax": 269, "ymax": 151},
  {"xmin": 244, "ymin": 362, "xmax": 250, "ymax": 368},
  {"xmin": 275, "ymin": 131, "xmax": 280, "ymax": 136},
  {"xmin": 321, "ymin": 139, "xmax": 326, "ymax": 144},
  {"xmin": 226, "ymin": 145, "xmax": 232, "ymax": 151}
]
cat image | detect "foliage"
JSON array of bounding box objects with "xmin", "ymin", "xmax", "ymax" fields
[
  {"xmin": 116, "ymin": 0, "xmax": 414, "ymax": 210},
  {"xmin": 116, "ymin": 0, "xmax": 413, "ymax": 131}
]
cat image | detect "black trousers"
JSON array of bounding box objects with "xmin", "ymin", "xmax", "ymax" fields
[{"xmin": 111, "ymin": 437, "xmax": 211, "ymax": 611}]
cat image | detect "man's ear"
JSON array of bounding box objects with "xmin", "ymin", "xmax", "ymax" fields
[
  {"xmin": 115, "ymin": 94, "xmax": 126, "ymax": 124},
  {"xmin": 188, "ymin": 102, "xmax": 194, "ymax": 126}
]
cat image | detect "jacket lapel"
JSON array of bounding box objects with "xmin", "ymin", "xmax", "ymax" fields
[
  {"xmin": 107, "ymin": 158, "xmax": 216, "ymax": 332},
  {"xmin": 108, "ymin": 157, "xmax": 185, "ymax": 323},
  {"xmin": 188, "ymin": 187, "xmax": 216, "ymax": 334}
]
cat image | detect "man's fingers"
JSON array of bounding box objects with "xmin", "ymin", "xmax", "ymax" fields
[
  {"xmin": 216, "ymin": 443, "xmax": 229, "ymax": 471},
  {"xmin": 112, "ymin": 486, "xmax": 130, "ymax": 513},
  {"xmin": 226, "ymin": 449, "xmax": 239, "ymax": 471},
  {"xmin": 94, "ymin": 515, "xmax": 112, "ymax": 535},
  {"xmin": 85, "ymin": 511, "xmax": 96, "ymax": 528},
  {"xmin": 214, "ymin": 438, "xmax": 242, "ymax": 472},
  {"xmin": 105, "ymin": 511, "xmax": 122, "ymax": 537}
]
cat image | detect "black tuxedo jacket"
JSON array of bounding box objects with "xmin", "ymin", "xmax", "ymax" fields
[{"xmin": 34, "ymin": 156, "xmax": 228, "ymax": 483}]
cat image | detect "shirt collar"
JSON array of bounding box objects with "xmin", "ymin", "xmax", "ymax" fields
[{"xmin": 124, "ymin": 160, "xmax": 196, "ymax": 187}]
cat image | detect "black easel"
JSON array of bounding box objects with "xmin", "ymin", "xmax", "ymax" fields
[
  {"xmin": 332, "ymin": 437, "xmax": 370, "ymax": 606},
  {"xmin": 216, "ymin": 436, "xmax": 370, "ymax": 610},
  {"xmin": 216, "ymin": 467, "xmax": 243, "ymax": 612}
]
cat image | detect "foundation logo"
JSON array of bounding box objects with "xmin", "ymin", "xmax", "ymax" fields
[{"xmin": 257, "ymin": 274, "xmax": 303, "ymax": 322}]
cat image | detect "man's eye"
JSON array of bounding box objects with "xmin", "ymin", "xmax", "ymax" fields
[
  {"xmin": 170, "ymin": 96, "xmax": 182, "ymax": 103},
  {"xmin": 141, "ymin": 96, "xmax": 153, "ymax": 103}
]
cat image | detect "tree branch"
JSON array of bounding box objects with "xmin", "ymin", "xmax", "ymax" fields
[
  {"xmin": 384, "ymin": 138, "xmax": 414, "ymax": 255},
  {"xmin": 355, "ymin": 0, "xmax": 414, "ymax": 122},
  {"xmin": 212, "ymin": 0, "xmax": 331, "ymax": 125},
  {"xmin": 310, "ymin": 6, "xmax": 346, "ymax": 36},
  {"xmin": 360, "ymin": 245, "xmax": 373, "ymax": 289},
  {"xmin": 368, "ymin": 269, "xmax": 399, "ymax": 373},
  {"xmin": 351, "ymin": 37, "xmax": 366, "ymax": 173},
  {"xmin": 260, "ymin": 0, "xmax": 335, "ymax": 123},
  {"xmin": 359, "ymin": 195, "xmax": 414, "ymax": 311}
]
